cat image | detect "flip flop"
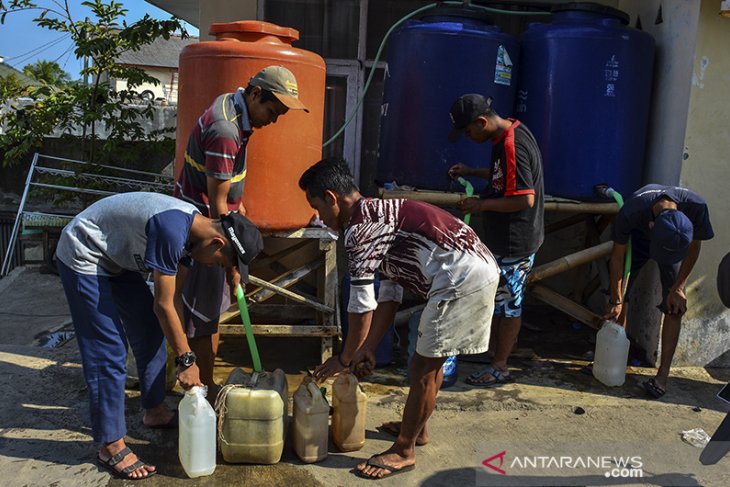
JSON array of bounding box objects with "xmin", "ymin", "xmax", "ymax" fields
[
  {"xmin": 643, "ymin": 378, "xmax": 666, "ymax": 399},
  {"xmin": 97, "ymin": 447, "xmax": 156, "ymax": 480},
  {"xmin": 465, "ymin": 366, "xmax": 512, "ymax": 388},
  {"xmin": 146, "ymin": 410, "xmax": 178, "ymax": 429},
  {"xmin": 377, "ymin": 422, "xmax": 428, "ymax": 446},
  {"xmin": 355, "ymin": 455, "xmax": 416, "ymax": 480}
]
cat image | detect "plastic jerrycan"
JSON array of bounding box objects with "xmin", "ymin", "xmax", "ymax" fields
[
  {"xmin": 178, "ymin": 386, "xmax": 217, "ymax": 478},
  {"xmin": 218, "ymin": 367, "xmax": 289, "ymax": 464},
  {"xmin": 593, "ymin": 321, "xmax": 630, "ymax": 386},
  {"xmin": 332, "ymin": 372, "xmax": 367, "ymax": 452},
  {"xmin": 292, "ymin": 377, "xmax": 330, "ymax": 463}
]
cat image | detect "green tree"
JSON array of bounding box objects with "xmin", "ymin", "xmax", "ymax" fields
[
  {"xmin": 0, "ymin": 0, "xmax": 187, "ymax": 166},
  {"xmin": 22, "ymin": 59, "xmax": 71, "ymax": 85}
]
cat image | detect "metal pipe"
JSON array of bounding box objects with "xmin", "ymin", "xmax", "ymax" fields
[{"xmin": 1, "ymin": 153, "xmax": 38, "ymax": 276}]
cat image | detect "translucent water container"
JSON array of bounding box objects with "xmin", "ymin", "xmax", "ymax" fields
[
  {"xmin": 332, "ymin": 372, "xmax": 367, "ymax": 452},
  {"xmin": 593, "ymin": 321, "xmax": 630, "ymax": 386},
  {"xmin": 218, "ymin": 368, "xmax": 288, "ymax": 464},
  {"xmin": 292, "ymin": 377, "xmax": 330, "ymax": 463},
  {"xmin": 179, "ymin": 386, "xmax": 217, "ymax": 478}
]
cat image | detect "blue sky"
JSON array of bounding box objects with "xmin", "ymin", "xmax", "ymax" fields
[{"xmin": 0, "ymin": 0, "xmax": 199, "ymax": 79}]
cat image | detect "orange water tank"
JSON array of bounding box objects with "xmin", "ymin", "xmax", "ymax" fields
[{"xmin": 175, "ymin": 21, "xmax": 325, "ymax": 231}]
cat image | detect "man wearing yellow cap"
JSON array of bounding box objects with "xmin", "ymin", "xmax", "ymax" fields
[{"xmin": 174, "ymin": 65, "xmax": 308, "ymax": 402}]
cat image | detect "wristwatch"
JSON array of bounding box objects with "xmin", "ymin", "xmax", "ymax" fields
[{"xmin": 175, "ymin": 351, "xmax": 197, "ymax": 368}]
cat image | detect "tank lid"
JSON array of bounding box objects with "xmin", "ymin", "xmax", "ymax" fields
[
  {"xmin": 210, "ymin": 21, "xmax": 300, "ymax": 42},
  {"xmin": 418, "ymin": 5, "xmax": 494, "ymax": 24},
  {"xmin": 551, "ymin": 2, "xmax": 630, "ymax": 25}
]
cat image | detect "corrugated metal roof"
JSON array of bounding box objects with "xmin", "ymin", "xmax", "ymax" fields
[
  {"xmin": 0, "ymin": 62, "xmax": 43, "ymax": 86},
  {"xmin": 114, "ymin": 35, "xmax": 197, "ymax": 69}
]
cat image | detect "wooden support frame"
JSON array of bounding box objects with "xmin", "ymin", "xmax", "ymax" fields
[
  {"xmin": 219, "ymin": 227, "xmax": 339, "ymax": 362},
  {"xmin": 378, "ymin": 187, "xmax": 621, "ymax": 331}
]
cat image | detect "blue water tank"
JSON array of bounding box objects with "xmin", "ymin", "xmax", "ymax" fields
[
  {"xmin": 516, "ymin": 3, "xmax": 655, "ymax": 200},
  {"xmin": 376, "ymin": 8, "xmax": 519, "ymax": 192}
]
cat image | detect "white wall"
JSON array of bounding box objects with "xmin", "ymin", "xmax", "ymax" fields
[{"xmin": 113, "ymin": 66, "xmax": 179, "ymax": 102}]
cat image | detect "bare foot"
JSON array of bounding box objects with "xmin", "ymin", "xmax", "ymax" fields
[
  {"xmin": 356, "ymin": 449, "xmax": 416, "ymax": 479},
  {"xmin": 98, "ymin": 439, "xmax": 156, "ymax": 479},
  {"xmin": 379, "ymin": 421, "xmax": 429, "ymax": 446},
  {"xmin": 142, "ymin": 403, "xmax": 175, "ymax": 428}
]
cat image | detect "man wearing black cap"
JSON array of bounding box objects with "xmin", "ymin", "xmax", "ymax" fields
[
  {"xmin": 174, "ymin": 65, "xmax": 308, "ymax": 401},
  {"xmin": 55, "ymin": 192, "xmax": 262, "ymax": 480},
  {"xmin": 605, "ymin": 184, "xmax": 713, "ymax": 399},
  {"xmin": 447, "ymin": 93, "xmax": 544, "ymax": 388}
]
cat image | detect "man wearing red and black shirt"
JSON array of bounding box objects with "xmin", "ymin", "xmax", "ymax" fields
[
  {"xmin": 448, "ymin": 93, "xmax": 544, "ymax": 388},
  {"xmin": 174, "ymin": 66, "xmax": 309, "ymax": 401}
]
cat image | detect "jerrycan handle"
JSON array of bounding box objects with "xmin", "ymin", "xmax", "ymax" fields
[{"xmin": 306, "ymin": 382, "xmax": 326, "ymax": 404}]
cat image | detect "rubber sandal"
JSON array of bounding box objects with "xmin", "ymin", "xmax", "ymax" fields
[
  {"xmin": 97, "ymin": 447, "xmax": 156, "ymax": 480},
  {"xmin": 355, "ymin": 455, "xmax": 416, "ymax": 480},
  {"xmin": 465, "ymin": 366, "xmax": 512, "ymax": 388},
  {"xmin": 643, "ymin": 378, "xmax": 666, "ymax": 399}
]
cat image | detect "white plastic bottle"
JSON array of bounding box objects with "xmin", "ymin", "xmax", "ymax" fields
[
  {"xmin": 293, "ymin": 378, "xmax": 330, "ymax": 463},
  {"xmin": 593, "ymin": 321, "xmax": 630, "ymax": 387},
  {"xmin": 179, "ymin": 386, "xmax": 217, "ymax": 478}
]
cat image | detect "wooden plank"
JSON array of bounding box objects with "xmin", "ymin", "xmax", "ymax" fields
[
  {"xmin": 252, "ymin": 239, "xmax": 312, "ymax": 269},
  {"xmin": 219, "ymin": 324, "xmax": 339, "ymax": 336},
  {"xmin": 263, "ymin": 228, "xmax": 338, "ymax": 240},
  {"xmin": 320, "ymin": 239, "xmax": 338, "ymax": 329},
  {"xmin": 248, "ymin": 275, "xmax": 333, "ymax": 313},
  {"xmin": 529, "ymin": 283, "xmax": 603, "ymax": 330},
  {"xmin": 249, "ymin": 260, "xmax": 323, "ymax": 303}
]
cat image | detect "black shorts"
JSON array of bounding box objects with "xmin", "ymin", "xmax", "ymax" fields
[{"xmin": 626, "ymin": 234, "xmax": 680, "ymax": 314}]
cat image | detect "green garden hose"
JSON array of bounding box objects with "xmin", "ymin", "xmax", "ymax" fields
[{"xmin": 235, "ymin": 284, "xmax": 262, "ymax": 373}]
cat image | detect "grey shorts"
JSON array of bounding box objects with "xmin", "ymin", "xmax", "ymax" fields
[
  {"xmin": 415, "ymin": 280, "xmax": 499, "ymax": 358},
  {"xmin": 181, "ymin": 261, "xmax": 231, "ymax": 338}
]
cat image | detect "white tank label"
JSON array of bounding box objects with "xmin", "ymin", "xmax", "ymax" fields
[
  {"xmin": 604, "ymin": 55, "xmax": 620, "ymax": 97},
  {"xmin": 495, "ymin": 45, "xmax": 513, "ymax": 86}
]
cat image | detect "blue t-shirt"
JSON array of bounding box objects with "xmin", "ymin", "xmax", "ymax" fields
[
  {"xmin": 56, "ymin": 192, "xmax": 199, "ymax": 276},
  {"xmin": 611, "ymin": 184, "xmax": 714, "ymax": 244}
]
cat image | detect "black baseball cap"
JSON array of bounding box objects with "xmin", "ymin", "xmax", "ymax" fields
[
  {"xmin": 448, "ymin": 94, "xmax": 494, "ymax": 142},
  {"xmin": 220, "ymin": 212, "xmax": 264, "ymax": 282}
]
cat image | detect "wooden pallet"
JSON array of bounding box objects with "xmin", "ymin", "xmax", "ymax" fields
[{"xmin": 219, "ymin": 227, "xmax": 339, "ymax": 362}]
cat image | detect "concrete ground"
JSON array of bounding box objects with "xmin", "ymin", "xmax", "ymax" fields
[{"xmin": 1, "ymin": 266, "xmax": 729, "ymax": 487}]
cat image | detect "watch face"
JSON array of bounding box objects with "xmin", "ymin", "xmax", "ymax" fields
[{"xmin": 177, "ymin": 352, "xmax": 196, "ymax": 367}]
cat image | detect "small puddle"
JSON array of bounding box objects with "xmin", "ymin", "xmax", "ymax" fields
[{"xmin": 37, "ymin": 326, "xmax": 75, "ymax": 348}]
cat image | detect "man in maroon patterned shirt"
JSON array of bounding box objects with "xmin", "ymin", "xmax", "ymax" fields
[
  {"xmin": 174, "ymin": 66, "xmax": 308, "ymax": 401},
  {"xmin": 300, "ymin": 158, "xmax": 500, "ymax": 479}
]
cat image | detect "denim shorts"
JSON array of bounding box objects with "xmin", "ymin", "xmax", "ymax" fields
[{"xmin": 493, "ymin": 254, "xmax": 535, "ymax": 318}]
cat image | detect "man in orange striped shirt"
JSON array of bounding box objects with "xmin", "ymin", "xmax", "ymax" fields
[{"xmin": 174, "ymin": 66, "xmax": 308, "ymax": 401}]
